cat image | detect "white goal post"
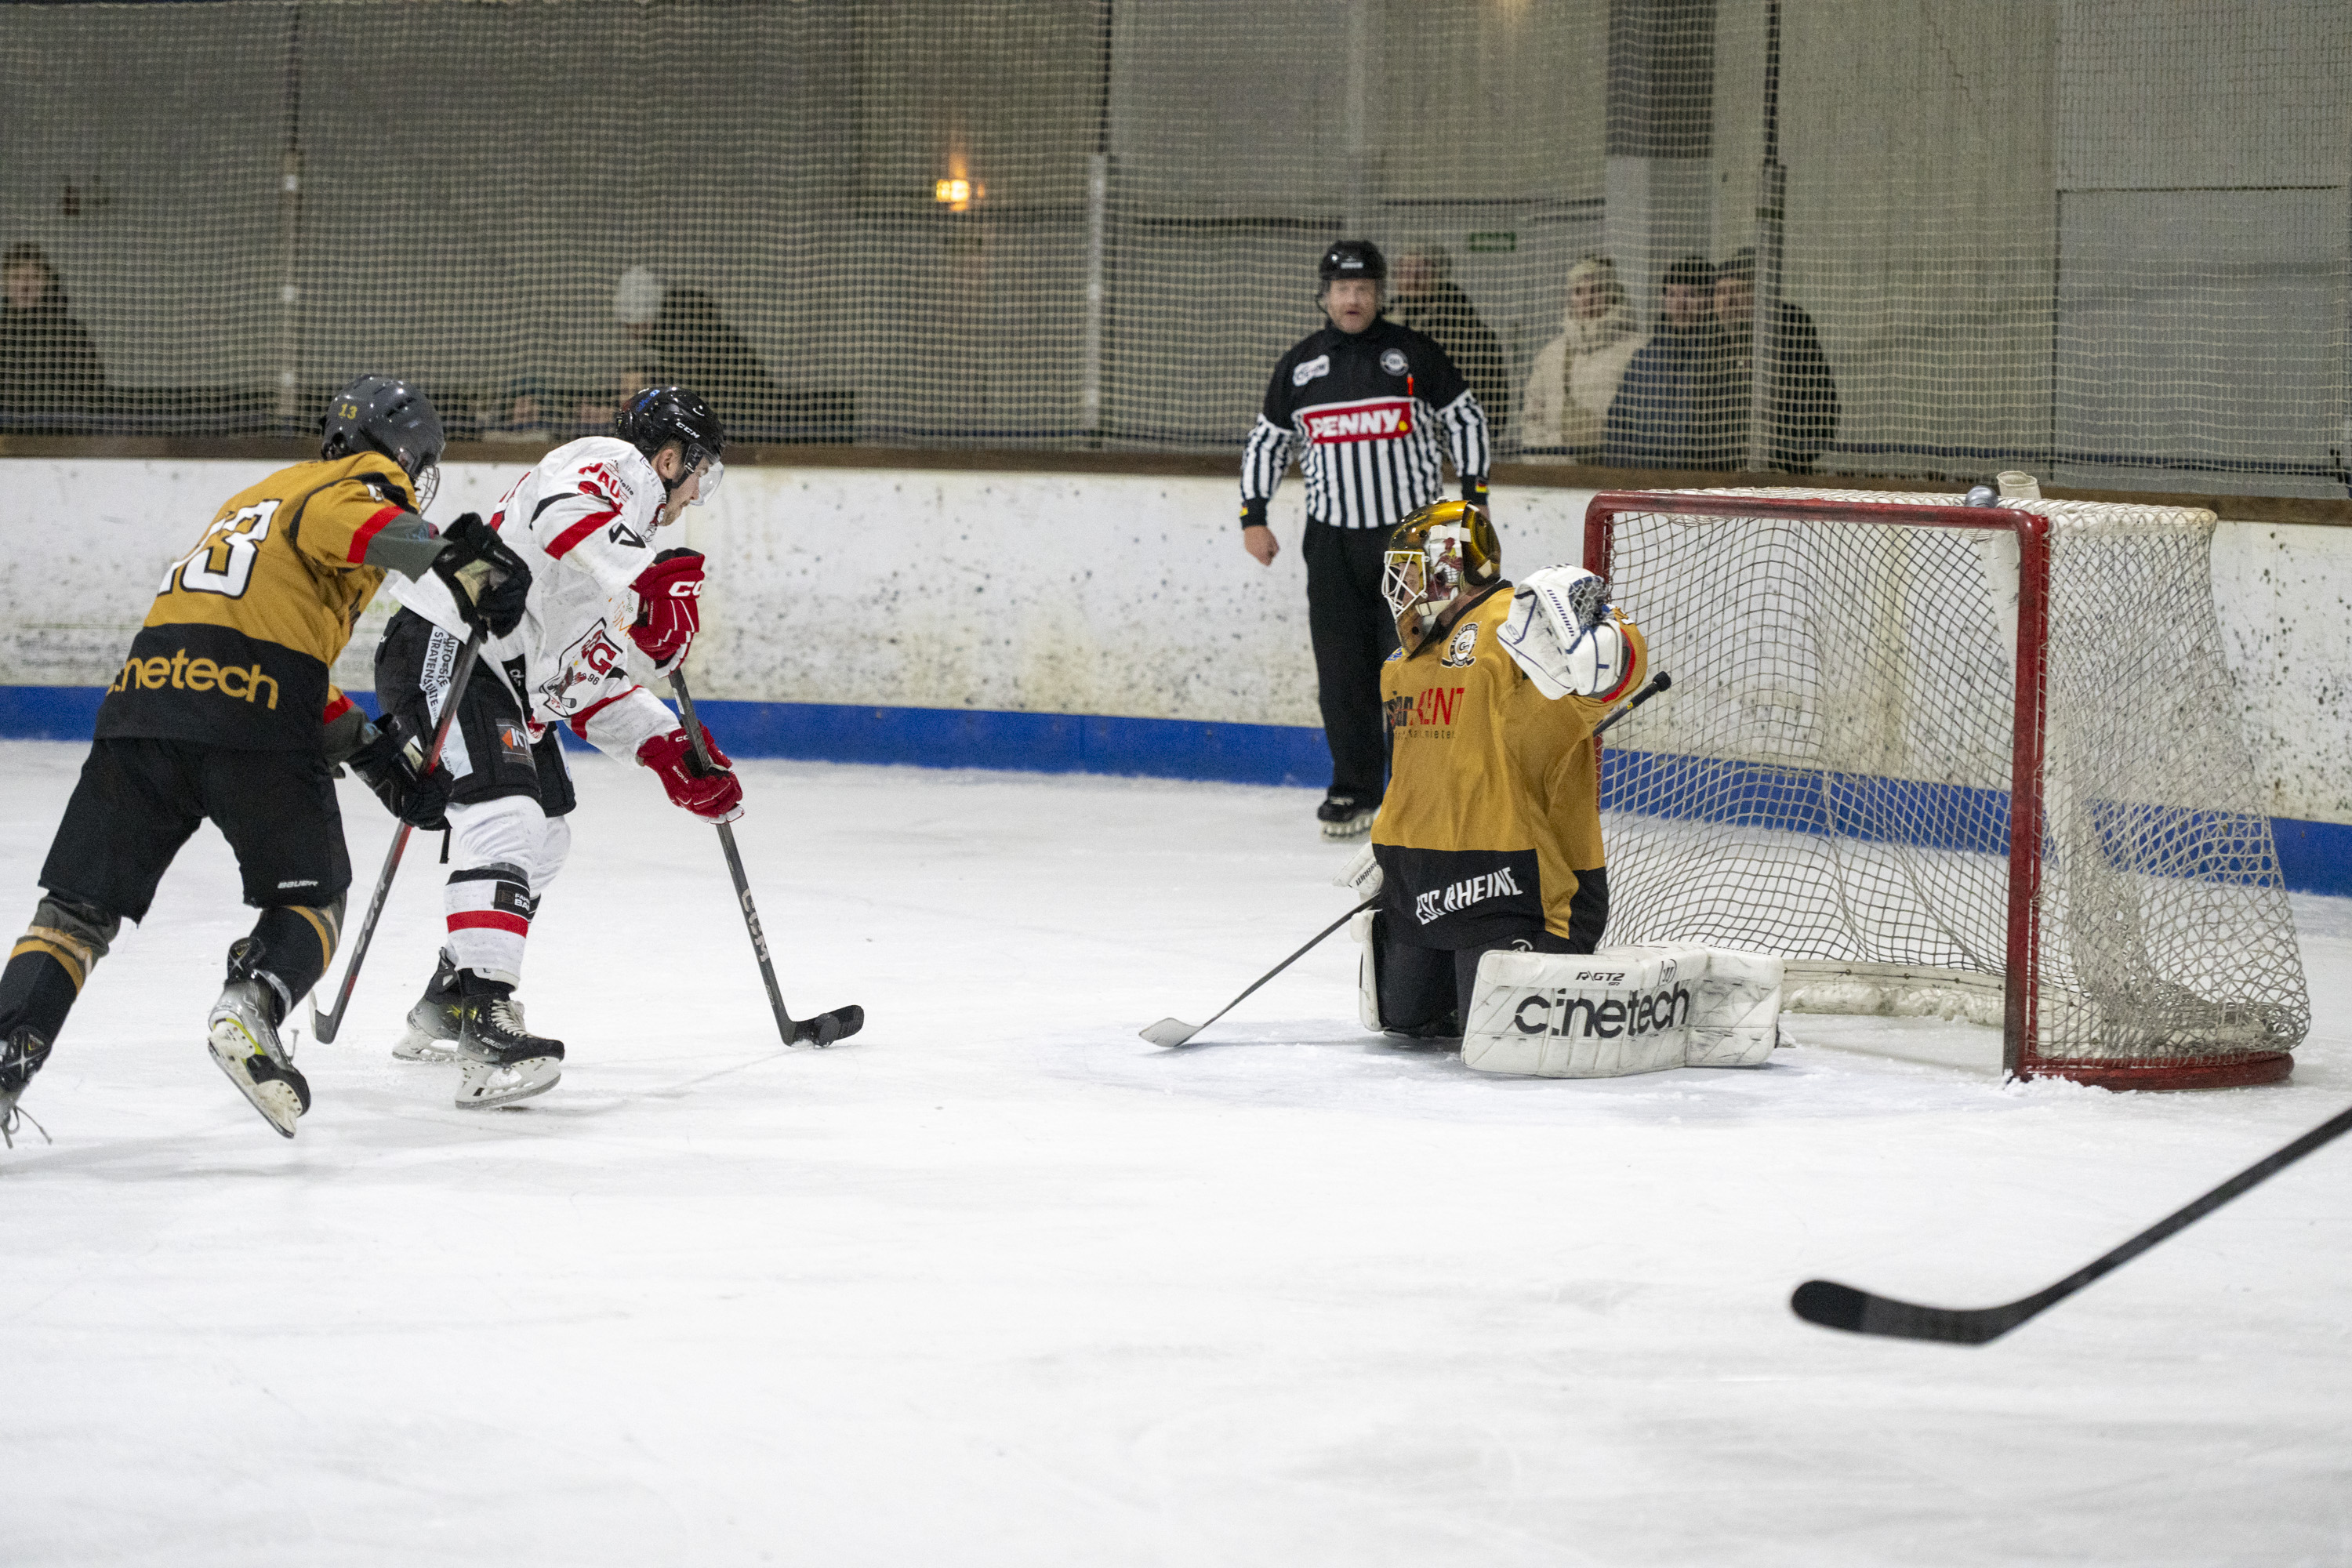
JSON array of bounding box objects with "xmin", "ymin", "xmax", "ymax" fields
[{"xmin": 1586, "ymin": 486, "xmax": 2309, "ymax": 1090}]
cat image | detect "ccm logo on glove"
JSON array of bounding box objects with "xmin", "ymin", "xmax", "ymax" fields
[
  {"xmin": 638, "ymin": 723, "xmax": 742, "ymax": 825},
  {"xmin": 629, "ymin": 548, "xmax": 706, "ymax": 669}
]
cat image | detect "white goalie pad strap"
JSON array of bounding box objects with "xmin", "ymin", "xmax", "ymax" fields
[
  {"xmin": 1352, "ymin": 907, "xmax": 1383, "ymax": 1032},
  {"xmin": 1497, "ymin": 565, "xmax": 1630, "ymax": 700},
  {"xmin": 1461, "ymin": 946, "xmax": 1784, "ymax": 1077}
]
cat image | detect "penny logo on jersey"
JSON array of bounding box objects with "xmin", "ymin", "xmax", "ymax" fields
[
  {"xmin": 539, "ymin": 621, "xmax": 629, "ymax": 715},
  {"xmin": 1300, "ymin": 397, "xmax": 1414, "ymax": 444}
]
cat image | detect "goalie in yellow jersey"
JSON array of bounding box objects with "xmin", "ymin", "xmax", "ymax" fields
[
  {"xmin": 1341, "ymin": 498, "xmax": 1647, "ymax": 1036},
  {"xmin": 0, "ymin": 376, "xmax": 531, "ymax": 1144}
]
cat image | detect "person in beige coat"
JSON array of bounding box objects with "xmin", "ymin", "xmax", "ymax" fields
[{"xmin": 1518, "ymin": 256, "xmax": 1644, "ymax": 459}]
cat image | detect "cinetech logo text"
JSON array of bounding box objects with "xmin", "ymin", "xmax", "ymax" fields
[{"xmin": 108, "ymin": 650, "xmax": 278, "ymax": 708}]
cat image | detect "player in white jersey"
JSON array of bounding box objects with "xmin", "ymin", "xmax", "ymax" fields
[{"xmin": 374, "ymin": 386, "xmax": 744, "ymax": 1108}]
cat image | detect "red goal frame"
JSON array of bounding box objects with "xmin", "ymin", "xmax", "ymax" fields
[{"xmin": 1585, "ymin": 490, "xmax": 2291, "ymax": 1090}]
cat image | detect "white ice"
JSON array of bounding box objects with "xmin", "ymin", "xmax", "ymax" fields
[{"xmin": 2, "ymin": 739, "xmax": 2348, "ymax": 1566}]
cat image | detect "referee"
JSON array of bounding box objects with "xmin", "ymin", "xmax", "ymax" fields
[{"xmin": 1240, "ymin": 239, "xmax": 1493, "ymax": 840}]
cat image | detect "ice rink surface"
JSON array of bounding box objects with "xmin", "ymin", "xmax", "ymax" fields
[{"xmin": 2, "ymin": 738, "xmax": 2347, "ymax": 1566}]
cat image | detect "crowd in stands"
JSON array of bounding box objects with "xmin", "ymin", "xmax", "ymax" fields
[{"xmin": 1, "ymin": 238, "xmax": 1835, "ymax": 472}]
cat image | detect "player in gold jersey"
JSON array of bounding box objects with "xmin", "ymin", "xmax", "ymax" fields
[
  {"xmin": 1346, "ymin": 499, "xmax": 1646, "ymax": 1035},
  {"xmin": 0, "ymin": 376, "xmax": 530, "ymax": 1142}
]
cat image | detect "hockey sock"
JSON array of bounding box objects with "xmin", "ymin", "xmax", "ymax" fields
[
  {"xmin": 0, "ymin": 896, "xmax": 119, "ymax": 1044},
  {"xmin": 445, "ymin": 861, "xmax": 532, "ymax": 987},
  {"xmin": 245, "ymin": 898, "xmax": 345, "ymax": 1004}
]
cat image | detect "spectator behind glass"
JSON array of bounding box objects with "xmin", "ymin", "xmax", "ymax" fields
[
  {"xmin": 1389, "ymin": 244, "xmax": 1512, "ymax": 440},
  {"xmin": 1, "ymin": 243, "xmax": 106, "ymax": 426},
  {"xmin": 1602, "ymin": 256, "xmax": 1736, "ymax": 470},
  {"xmin": 1518, "ymin": 256, "xmax": 1644, "ymax": 459},
  {"xmin": 601, "ymin": 266, "xmax": 783, "ymax": 436},
  {"xmin": 1715, "ymin": 249, "xmax": 1839, "ymax": 473}
]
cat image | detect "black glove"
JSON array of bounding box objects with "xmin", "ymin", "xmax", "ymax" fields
[
  {"xmin": 430, "ymin": 513, "xmax": 532, "ymax": 637},
  {"xmin": 348, "ymin": 715, "xmax": 452, "ymax": 829}
]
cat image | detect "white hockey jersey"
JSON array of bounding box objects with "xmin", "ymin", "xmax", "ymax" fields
[{"xmin": 392, "ymin": 437, "xmax": 683, "ymax": 760}]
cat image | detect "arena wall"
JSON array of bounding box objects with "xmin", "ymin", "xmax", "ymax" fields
[{"xmin": 2, "ymin": 457, "xmax": 2346, "ymax": 888}]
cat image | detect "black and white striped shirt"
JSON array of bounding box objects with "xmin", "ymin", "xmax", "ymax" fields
[{"xmin": 1240, "ymin": 316, "xmax": 1490, "ymax": 531}]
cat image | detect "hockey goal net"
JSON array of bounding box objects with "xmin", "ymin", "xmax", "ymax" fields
[{"xmin": 1588, "ymin": 487, "xmax": 2308, "ymax": 1089}]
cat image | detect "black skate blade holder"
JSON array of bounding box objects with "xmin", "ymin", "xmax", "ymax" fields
[{"xmin": 669, "ymin": 670, "xmax": 864, "ymax": 1050}]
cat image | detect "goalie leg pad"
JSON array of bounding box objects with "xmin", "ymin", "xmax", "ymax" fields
[
  {"xmin": 1353, "ymin": 908, "xmax": 1384, "ymax": 1031},
  {"xmin": 1461, "ymin": 947, "xmax": 1784, "ymax": 1078}
]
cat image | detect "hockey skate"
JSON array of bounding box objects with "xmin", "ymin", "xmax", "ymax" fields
[
  {"xmin": 1317, "ymin": 792, "xmax": 1378, "ymax": 841},
  {"xmin": 453, "ymin": 972, "xmax": 564, "ymax": 1110},
  {"xmin": 393, "ymin": 949, "xmax": 463, "ymax": 1063},
  {"xmin": 205, "ymin": 942, "xmax": 310, "ymax": 1138},
  {"xmin": 2, "ymin": 1025, "xmax": 53, "ymax": 1147}
]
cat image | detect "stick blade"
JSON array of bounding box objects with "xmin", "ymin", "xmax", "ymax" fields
[
  {"xmin": 1791, "ymin": 1279, "xmax": 2019, "ymax": 1345},
  {"xmin": 1139, "ymin": 1017, "xmax": 1202, "ymax": 1048},
  {"xmin": 308, "ymin": 1000, "xmax": 343, "ymax": 1045},
  {"xmin": 795, "ymin": 1005, "xmax": 863, "ymax": 1048}
]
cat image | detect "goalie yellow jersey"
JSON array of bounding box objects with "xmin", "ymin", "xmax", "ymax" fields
[
  {"xmin": 94, "ymin": 452, "xmax": 416, "ymax": 751},
  {"xmin": 1371, "ymin": 583, "xmax": 1647, "ymax": 949}
]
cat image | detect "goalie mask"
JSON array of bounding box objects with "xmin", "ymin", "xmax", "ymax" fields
[{"xmin": 1382, "ymin": 499, "xmax": 1501, "ymax": 655}]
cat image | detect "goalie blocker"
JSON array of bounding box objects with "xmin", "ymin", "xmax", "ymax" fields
[{"xmin": 1352, "ymin": 911, "xmax": 1783, "ymax": 1076}]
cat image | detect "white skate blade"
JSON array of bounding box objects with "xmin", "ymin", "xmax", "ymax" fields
[
  {"xmin": 455, "ymin": 1054, "xmax": 561, "ymax": 1110},
  {"xmin": 1319, "ymin": 811, "xmax": 1376, "ymax": 842},
  {"xmin": 391, "ymin": 1031, "xmax": 461, "ymax": 1064},
  {"xmin": 206, "ymin": 1018, "xmax": 301, "ymax": 1138}
]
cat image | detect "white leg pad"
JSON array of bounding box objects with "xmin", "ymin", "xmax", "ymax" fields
[
  {"xmin": 1352, "ymin": 908, "xmax": 1383, "ymax": 1031},
  {"xmin": 1461, "ymin": 946, "xmax": 1785, "ymax": 1078}
]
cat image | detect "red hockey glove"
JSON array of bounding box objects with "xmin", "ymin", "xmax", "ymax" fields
[
  {"xmin": 630, "ymin": 548, "xmax": 706, "ymax": 669},
  {"xmin": 637, "ymin": 724, "xmax": 742, "ymax": 824}
]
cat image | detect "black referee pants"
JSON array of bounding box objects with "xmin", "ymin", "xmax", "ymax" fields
[{"xmin": 1304, "ymin": 521, "xmax": 1399, "ymax": 800}]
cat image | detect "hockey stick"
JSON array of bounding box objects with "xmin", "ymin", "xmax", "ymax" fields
[
  {"xmin": 1592, "ymin": 669, "xmax": 1670, "ymax": 739},
  {"xmin": 1792, "ymin": 1099, "xmax": 2352, "ymax": 1345},
  {"xmin": 1141, "ymin": 895, "xmax": 1380, "ymax": 1049},
  {"xmin": 668, "ymin": 670, "xmax": 864, "ymax": 1048},
  {"xmin": 310, "ymin": 630, "xmax": 485, "ymax": 1044}
]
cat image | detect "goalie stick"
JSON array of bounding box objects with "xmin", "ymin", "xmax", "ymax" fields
[
  {"xmin": 1140, "ymin": 670, "xmax": 1672, "ymax": 1048},
  {"xmin": 310, "ymin": 630, "xmax": 485, "ymax": 1044},
  {"xmin": 669, "ymin": 670, "xmax": 863, "ymax": 1049},
  {"xmin": 1793, "ymin": 1098, "xmax": 2352, "ymax": 1345}
]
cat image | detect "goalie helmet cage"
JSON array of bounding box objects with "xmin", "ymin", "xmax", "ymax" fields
[{"xmin": 1585, "ymin": 488, "xmax": 2309, "ymax": 1090}]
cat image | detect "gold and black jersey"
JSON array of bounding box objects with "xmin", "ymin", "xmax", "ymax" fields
[
  {"xmin": 95, "ymin": 452, "xmax": 415, "ymax": 751},
  {"xmin": 1371, "ymin": 583, "xmax": 1648, "ymax": 949}
]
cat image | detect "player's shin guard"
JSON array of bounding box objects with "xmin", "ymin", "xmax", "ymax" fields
[
  {"xmin": 245, "ymin": 898, "xmax": 346, "ymax": 1004},
  {"xmin": 0, "ymin": 895, "xmax": 119, "ymax": 1047},
  {"xmin": 443, "ymin": 862, "xmax": 533, "ymax": 988}
]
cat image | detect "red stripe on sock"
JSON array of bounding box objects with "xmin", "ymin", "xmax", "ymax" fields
[{"xmin": 448, "ymin": 911, "xmax": 531, "ymax": 936}]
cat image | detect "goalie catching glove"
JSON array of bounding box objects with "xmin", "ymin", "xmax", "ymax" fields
[
  {"xmin": 630, "ymin": 547, "xmax": 706, "ymax": 671},
  {"xmin": 1496, "ymin": 564, "xmax": 1635, "ymax": 701},
  {"xmin": 637, "ymin": 724, "xmax": 743, "ymax": 825},
  {"xmin": 430, "ymin": 514, "xmax": 532, "ymax": 638}
]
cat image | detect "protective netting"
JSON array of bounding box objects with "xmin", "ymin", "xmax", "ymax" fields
[
  {"xmin": 1595, "ymin": 488, "xmax": 2310, "ymax": 1083},
  {"xmin": 0, "ymin": 2, "xmax": 2343, "ymax": 495}
]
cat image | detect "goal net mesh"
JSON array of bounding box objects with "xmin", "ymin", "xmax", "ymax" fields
[
  {"xmin": 1595, "ymin": 489, "xmax": 2310, "ymax": 1076},
  {"xmin": 0, "ymin": 2, "xmax": 2343, "ymax": 497}
]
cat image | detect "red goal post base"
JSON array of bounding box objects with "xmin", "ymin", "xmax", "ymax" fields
[{"xmin": 2026, "ymin": 1052, "xmax": 2295, "ymax": 1093}]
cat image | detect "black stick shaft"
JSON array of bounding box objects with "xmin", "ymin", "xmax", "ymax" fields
[
  {"xmin": 1190, "ymin": 895, "xmax": 1379, "ymax": 1037},
  {"xmin": 1592, "ymin": 669, "xmax": 1671, "ymax": 740},
  {"xmin": 311, "ymin": 631, "xmax": 484, "ymax": 1042},
  {"xmin": 2020, "ymin": 1099, "xmax": 2352, "ymax": 1313},
  {"xmin": 669, "ymin": 670, "xmax": 798, "ymax": 1048}
]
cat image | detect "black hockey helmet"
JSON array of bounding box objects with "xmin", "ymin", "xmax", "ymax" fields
[
  {"xmin": 319, "ymin": 374, "xmax": 445, "ymax": 508},
  {"xmin": 1318, "ymin": 238, "xmax": 1387, "ymax": 289},
  {"xmin": 615, "ymin": 384, "xmax": 726, "ymax": 498}
]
